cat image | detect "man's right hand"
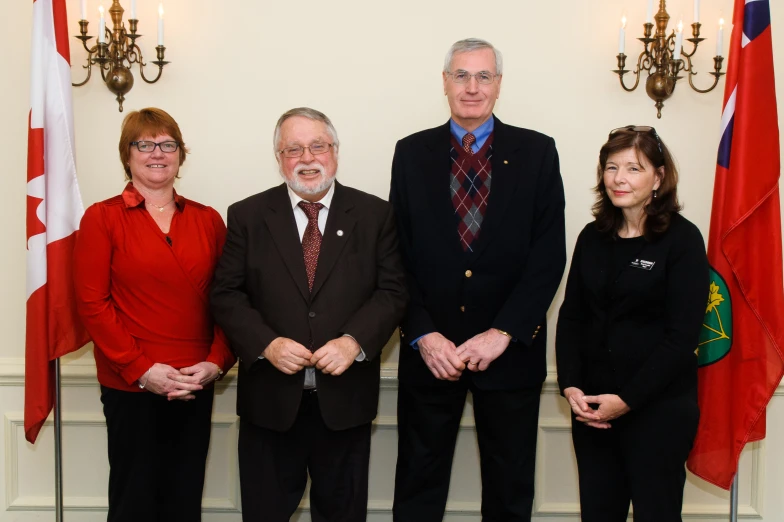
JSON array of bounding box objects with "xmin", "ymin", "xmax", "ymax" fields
[
  {"xmin": 417, "ymin": 332, "xmax": 465, "ymax": 381},
  {"xmin": 263, "ymin": 337, "xmax": 313, "ymax": 375}
]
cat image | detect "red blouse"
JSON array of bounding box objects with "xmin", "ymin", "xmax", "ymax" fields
[{"xmin": 74, "ymin": 183, "xmax": 235, "ymax": 392}]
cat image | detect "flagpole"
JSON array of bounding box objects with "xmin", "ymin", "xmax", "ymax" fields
[
  {"xmin": 54, "ymin": 358, "xmax": 64, "ymax": 522},
  {"xmin": 729, "ymin": 474, "xmax": 738, "ymax": 522}
]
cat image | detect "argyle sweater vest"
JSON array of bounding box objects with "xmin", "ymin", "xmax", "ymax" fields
[{"xmin": 450, "ymin": 133, "xmax": 494, "ymax": 251}]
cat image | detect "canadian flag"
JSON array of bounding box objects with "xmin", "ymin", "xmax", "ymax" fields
[{"xmin": 25, "ymin": 0, "xmax": 90, "ymax": 444}]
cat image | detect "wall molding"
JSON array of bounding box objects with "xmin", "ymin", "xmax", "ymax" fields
[
  {"xmin": 533, "ymin": 419, "xmax": 763, "ymax": 519},
  {"xmin": 3, "ymin": 412, "xmax": 240, "ymax": 513},
  {"xmin": 1, "ymin": 357, "xmax": 772, "ymax": 520},
  {"xmin": 0, "ymin": 357, "xmax": 567, "ymax": 394},
  {"xmin": 3, "ymin": 357, "xmax": 781, "ymax": 396}
]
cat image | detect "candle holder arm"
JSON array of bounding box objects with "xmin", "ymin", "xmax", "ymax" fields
[
  {"xmin": 138, "ymin": 46, "xmax": 168, "ymax": 84},
  {"xmin": 686, "ymin": 56, "xmax": 725, "ymax": 93},
  {"xmin": 682, "ymin": 22, "xmax": 705, "ymax": 58},
  {"xmin": 71, "ymin": 57, "xmax": 93, "ymax": 87},
  {"xmin": 614, "ymin": 51, "xmax": 646, "ymax": 92}
]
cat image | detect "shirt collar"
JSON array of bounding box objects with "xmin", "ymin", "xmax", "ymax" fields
[
  {"xmin": 449, "ymin": 116, "xmax": 495, "ymax": 144},
  {"xmin": 122, "ymin": 182, "xmax": 186, "ymax": 210},
  {"xmin": 287, "ymin": 181, "xmax": 335, "ymax": 211}
]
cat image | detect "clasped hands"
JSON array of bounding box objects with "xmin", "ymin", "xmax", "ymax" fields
[
  {"xmin": 263, "ymin": 336, "xmax": 361, "ymax": 377},
  {"xmin": 417, "ymin": 329, "xmax": 511, "ymax": 381},
  {"xmin": 143, "ymin": 361, "xmax": 223, "ymax": 401},
  {"xmin": 563, "ymin": 387, "xmax": 630, "ymax": 429}
]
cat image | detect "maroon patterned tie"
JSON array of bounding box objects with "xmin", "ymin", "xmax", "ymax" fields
[
  {"xmin": 462, "ymin": 133, "xmax": 476, "ymax": 155},
  {"xmin": 299, "ymin": 201, "xmax": 324, "ymax": 291}
]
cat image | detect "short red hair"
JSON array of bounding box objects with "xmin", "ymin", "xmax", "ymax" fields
[{"xmin": 118, "ymin": 107, "xmax": 189, "ymax": 180}]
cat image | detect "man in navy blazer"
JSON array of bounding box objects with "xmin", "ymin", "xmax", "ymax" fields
[{"xmin": 390, "ymin": 38, "xmax": 566, "ymax": 521}]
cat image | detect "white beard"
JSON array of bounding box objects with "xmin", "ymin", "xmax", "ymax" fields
[{"xmin": 280, "ymin": 161, "xmax": 336, "ymax": 196}]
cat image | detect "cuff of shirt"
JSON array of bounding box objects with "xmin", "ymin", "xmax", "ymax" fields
[
  {"xmin": 410, "ymin": 333, "xmax": 432, "ymax": 350},
  {"xmin": 342, "ymin": 334, "xmax": 366, "ymax": 361}
]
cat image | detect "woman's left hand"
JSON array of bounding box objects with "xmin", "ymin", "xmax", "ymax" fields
[
  {"xmin": 577, "ymin": 394, "xmax": 630, "ymax": 428},
  {"xmin": 167, "ymin": 362, "xmax": 222, "ymax": 400}
]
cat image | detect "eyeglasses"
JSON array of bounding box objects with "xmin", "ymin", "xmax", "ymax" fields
[
  {"xmin": 447, "ymin": 70, "xmax": 498, "ymax": 85},
  {"xmin": 130, "ymin": 140, "xmax": 180, "ymax": 153},
  {"xmin": 609, "ymin": 126, "xmax": 663, "ymax": 153},
  {"xmin": 278, "ymin": 143, "xmax": 335, "ymax": 158}
]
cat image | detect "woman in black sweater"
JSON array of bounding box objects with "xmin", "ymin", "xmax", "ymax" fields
[{"xmin": 556, "ymin": 126, "xmax": 709, "ymax": 522}]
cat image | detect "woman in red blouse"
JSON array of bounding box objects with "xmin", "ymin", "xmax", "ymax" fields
[{"xmin": 74, "ymin": 107, "xmax": 235, "ymax": 522}]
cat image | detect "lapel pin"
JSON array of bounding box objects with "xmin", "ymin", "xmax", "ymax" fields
[{"xmin": 337, "ymin": 230, "xmax": 344, "ymax": 237}]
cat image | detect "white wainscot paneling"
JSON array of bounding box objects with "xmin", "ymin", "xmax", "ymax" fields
[
  {"xmin": 0, "ymin": 356, "xmax": 779, "ymax": 522},
  {"xmin": 3, "ymin": 410, "xmax": 241, "ymax": 515}
]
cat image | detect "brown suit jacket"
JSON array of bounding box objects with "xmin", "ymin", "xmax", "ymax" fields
[{"xmin": 210, "ymin": 181, "xmax": 408, "ymax": 432}]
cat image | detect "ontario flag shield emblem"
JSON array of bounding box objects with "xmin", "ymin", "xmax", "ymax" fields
[{"xmin": 697, "ymin": 268, "xmax": 732, "ymax": 367}]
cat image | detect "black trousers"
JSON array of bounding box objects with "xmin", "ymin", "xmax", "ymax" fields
[
  {"xmin": 238, "ymin": 390, "xmax": 371, "ymax": 522},
  {"xmin": 393, "ymin": 380, "xmax": 542, "ymax": 522},
  {"xmin": 571, "ymin": 395, "xmax": 699, "ymax": 522},
  {"xmin": 100, "ymin": 385, "xmax": 214, "ymax": 522}
]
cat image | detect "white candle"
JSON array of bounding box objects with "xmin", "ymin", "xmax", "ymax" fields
[
  {"xmin": 98, "ymin": 4, "xmax": 105, "ymax": 43},
  {"xmin": 619, "ymin": 16, "xmax": 627, "ymax": 54},
  {"xmin": 646, "ymin": 0, "xmax": 654, "ymax": 23},
  {"xmin": 694, "ymin": 0, "xmax": 700, "ymax": 24},
  {"xmin": 717, "ymin": 18, "xmax": 724, "ymax": 56},
  {"xmin": 80, "ymin": 0, "xmax": 86, "ymax": 20},
  {"xmin": 158, "ymin": 3, "xmax": 164, "ymax": 46},
  {"xmin": 130, "ymin": 0, "xmax": 137, "ymax": 19},
  {"xmin": 674, "ymin": 20, "xmax": 684, "ymax": 60}
]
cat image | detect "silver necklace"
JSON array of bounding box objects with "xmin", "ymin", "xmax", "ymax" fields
[{"xmin": 146, "ymin": 199, "xmax": 174, "ymax": 213}]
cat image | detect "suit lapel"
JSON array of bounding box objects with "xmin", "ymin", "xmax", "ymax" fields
[
  {"xmin": 263, "ymin": 184, "xmax": 311, "ymax": 302},
  {"xmin": 424, "ymin": 121, "xmax": 465, "ymax": 256},
  {"xmin": 468, "ymin": 116, "xmax": 523, "ymax": 261},
  {"xmin": 310, "ymin": 181, "xmax": 356, "ymax": 299}
]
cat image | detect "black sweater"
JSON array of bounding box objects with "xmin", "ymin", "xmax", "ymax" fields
[{"xmin": 556, "ymin": 213, "xmax": 710, "ymax": 410}]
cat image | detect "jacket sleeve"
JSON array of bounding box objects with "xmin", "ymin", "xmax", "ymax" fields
[
  {"xmin": 555, "ymin": 228, "xmax": 589, "ymax": 395},
  {"xmin": 618, "ymin": 224, "xmax": 709, "ymax": 410},
  {"xmin": 210, "ymin": 204, "xmax": 280, "ymax": 371},
  {"xmin": 207, "ymin": 325, "xmax": 236, "ymax": 374},
  {"xmin": 205, "ymin": 209, "xmax": 237, "ymax": 373},
  {"xmin": 491, "ymin": 137, "xmax": 567, "ymax": 344},
  {"xmin": 73, "ymin": 204, "xmax": 153, "ymax": 385},
  {"xmin": 339, "ymin": 204, "xmax": 409, "ymax": 361},
  {"xmin": 389, "ymin": 139, "xmax": 439, "ymax": 343}
]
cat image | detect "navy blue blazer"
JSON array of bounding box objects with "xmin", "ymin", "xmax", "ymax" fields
[{"xmin": 390, "ymin": 116, "xmax": 566, "ymax": 389}]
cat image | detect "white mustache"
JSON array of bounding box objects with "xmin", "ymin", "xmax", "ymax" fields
[{"xmin": 293, "ymin": 162, "xmax": 325, "ymax": 176}]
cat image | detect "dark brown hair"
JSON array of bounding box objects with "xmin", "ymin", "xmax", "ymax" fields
[
  {"xmin": 118, "ymin": 108, "xmax": 189, "ymax": 180},
  {"xmin": 592, "ymin": 126, "xmax": 682, "ymax": 240}
]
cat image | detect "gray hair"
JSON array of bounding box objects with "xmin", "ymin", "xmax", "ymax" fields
[
  {"xmin": 273, "ymin": 107, "xmax": 340, "ymax": 153},
  {"xmin": 443, "ymin": 38, "xmax": 503, "ymax": 75}
]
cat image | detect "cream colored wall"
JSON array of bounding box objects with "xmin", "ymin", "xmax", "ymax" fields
[{"xmin": 2, "ymin": 0, "xmax": 784, "ymax": 520}]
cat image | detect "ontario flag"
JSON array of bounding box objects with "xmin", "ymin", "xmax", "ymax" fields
[
  {"xmin": 687, "ymin": 0, "xmax": 784, "ymax": 490},
  {"xmin": 24, "ymin": 0, "xmax": 90, "ymax": 444}
]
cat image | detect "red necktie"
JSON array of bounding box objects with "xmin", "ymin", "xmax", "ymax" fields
[
  {"xmin": 462, "ymin": 133, "xmax": 476, "ymax": 155},
  {"xmin": 299, "ymin": 201, "xmax": 324, "ymax": 291}
]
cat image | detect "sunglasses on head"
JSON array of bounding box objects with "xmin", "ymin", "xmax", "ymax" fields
[{"xmin": 609, "ymin": 125, "xmax": 663, "ymax": 154}]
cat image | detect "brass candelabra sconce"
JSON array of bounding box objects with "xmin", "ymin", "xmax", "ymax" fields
[
  {"xmin": 613, "ymin": 0, "xmax": 725, "ymax": 118},
  {"xmin": 72, "ymin": 0, "xmax": 169, "ymax": 112}
]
